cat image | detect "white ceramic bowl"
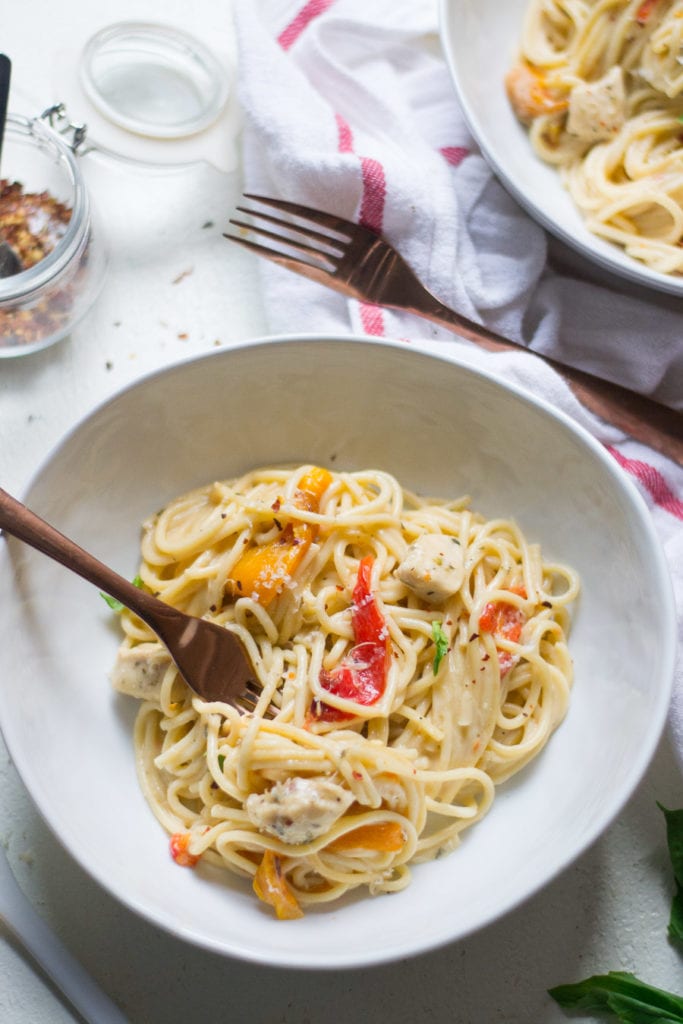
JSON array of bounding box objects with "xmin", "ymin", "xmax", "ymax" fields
[
  {"xmin": 439, "ymin": 0, "xmax": 683, "ymax": 297},
  {"xmin": 0, "ymin": 336, "xmax": 675, "ymax": 967}
]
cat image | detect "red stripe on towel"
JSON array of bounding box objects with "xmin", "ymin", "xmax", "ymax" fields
[
  {"xmin": 607, "ymin": 446, "xmax": 683, "ymax": 520},
  {"xmin": 333, "ymin": 115, "xmax": 387, "ymax": 336},
  {"xmin": 440, "ymin": 146, "xmax": 470, "ymax": 167},
  {"xmin": 359, "ymin": 157, "xmax": 386, "ymax": 234},
  {"xmin": 278, "ymin": 0, "xmax": 337, "ymax": 51},
  {"xmin": 335, "ymin": 112, "xmax": 353, "ymax": 153}
]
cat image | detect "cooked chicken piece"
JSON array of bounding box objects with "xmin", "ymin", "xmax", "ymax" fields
[
  {"xmin": 246, "ymin": 776, "xmax": 353, "ymax": 845},
  {"xmin": 396, "ymin": 533, "xmax": 464, "ymax": 604},
  {"xmin": 110, "ymin": 643, "xmax": 171, "ymax": 700},
  {"xmin": 566, "ymin": 66, "xmax": 625, "ymax": 143},
  {"xmin": 374, "ymin": 774, "xmax": 407, "ymax": 811}
]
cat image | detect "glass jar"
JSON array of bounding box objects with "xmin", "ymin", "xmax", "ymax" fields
[{"xmin": 0, "ymin": 111, "xmax": 107, "ymax": 358}]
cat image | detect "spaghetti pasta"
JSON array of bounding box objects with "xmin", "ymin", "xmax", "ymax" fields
[
  {"xmin": 111, "ymin": 465, "xmax": 578, "ymax": 918},
  {"xmin": 507, "ymin": 0, "xmax": 683, "ymax": 273}
]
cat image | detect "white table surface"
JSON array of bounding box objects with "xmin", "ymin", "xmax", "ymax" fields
[{"xmin": 1, "ymin": 3, "xmax": 681, "ymax": 1022}]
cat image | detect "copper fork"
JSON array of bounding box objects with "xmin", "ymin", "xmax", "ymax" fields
[
  {"xmin": 226, "ymin": 194, "xmax": 683, "ymax": 467},
  {"xmin": 0, "ymin": 487, "xmax": 265, "ymax": 714}
]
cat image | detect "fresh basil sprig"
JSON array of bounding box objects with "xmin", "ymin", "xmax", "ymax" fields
[
  {"xmin": 431, "ymin": 621, "xmax": 449, "ymax": 674},
  {"xmin": 549, "ymin": 971, "xmax": 683, "ymax": 1021},
  {"xmin": 549, "ymin": 804, "xmax": 683, "ymax": 1021},
  {"xmin": 658, "ymin": 802, "xmax": 683, "ymax": 942},
  {"xmin": 100, "ymin": 574, "xmax": 144, "ymax": 612}
]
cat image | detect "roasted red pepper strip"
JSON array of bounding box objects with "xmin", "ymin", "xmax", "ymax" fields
[
  {"xmin": 478, "ymin": 585, "xmax": 527, "ymax": 677},
  {"xmin": 312, "ymin": 556, "xmax": 390, "ymax": 722}
]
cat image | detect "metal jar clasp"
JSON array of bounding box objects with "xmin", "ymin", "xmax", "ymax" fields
[{"xmin": 39, "ymin": 103, "xmax": 89, "ymax": 153}]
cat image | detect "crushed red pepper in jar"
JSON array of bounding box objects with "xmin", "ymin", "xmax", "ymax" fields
[
  {"xmin": 0, "ymin": 179, "xmax": 77, "ymax": 349},
  {"xmin": 0, "ymin": 179, "xmax": 71, "ymax": 269}
]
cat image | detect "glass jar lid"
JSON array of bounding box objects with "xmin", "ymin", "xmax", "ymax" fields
[{"xmin": 80, "ymin": 22, "xmax": 230, "ymax": 139}]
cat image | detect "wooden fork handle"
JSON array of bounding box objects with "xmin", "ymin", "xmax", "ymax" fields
[{"xmin": 412, "ymin": 301, "xmax": 683, "ymax": 467}]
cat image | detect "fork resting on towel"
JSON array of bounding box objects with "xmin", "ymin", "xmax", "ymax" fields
[{"xmin": 226, "ymin": 194, "xmax": 683, "ymax": 467}]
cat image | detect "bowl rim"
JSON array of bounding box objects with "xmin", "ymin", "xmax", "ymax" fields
[{"xmin": 1, "ymin": 333, "xmax": 677, "ymax": 967}]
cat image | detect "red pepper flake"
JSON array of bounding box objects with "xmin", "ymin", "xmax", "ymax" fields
[
  {"xmin": 635, "ymin": 0, "xmax": 659, "ymax": 23},
  {"xmin": 0, "ymin": 179, "xmax": 76, "ymax": 347}
]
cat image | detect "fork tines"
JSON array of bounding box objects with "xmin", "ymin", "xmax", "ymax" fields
[
  {"xmin": 242, "ymin": 194, "xmax": 354, "ymax": 240},
  {"xmin": 235, "ymin": 677, "xmax": 276, "ymax": 718},
  {"xmin": 225, "ymin": 194, "xmax": 354, "ymax": 276}
]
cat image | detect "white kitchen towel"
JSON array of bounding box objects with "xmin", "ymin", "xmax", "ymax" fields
[{"xmin": 231, "ymin": 0, "xmax": 683, "ymax": 768}]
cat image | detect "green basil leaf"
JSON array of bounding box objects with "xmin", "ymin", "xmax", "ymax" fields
[
  {"xmin": 549, "ymin": 972, "xmax": 683, "ymax": 1022},
  {"xmin": 100, "ymin": 574, "xmax": 144, "ymax": 613},
  {"xmin": 431, "ymin": 621, "xmax": 449, "ymax": 674},
  {"xmin": 658, "ymin": 803, "xmax": 683, "ymax": 942}
]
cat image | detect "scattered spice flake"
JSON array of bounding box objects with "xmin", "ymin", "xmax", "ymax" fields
[
  {"xmin": 202, "ymin": 220, "xmax": 214, "ymax": 229},
  {"xmin": 172, "ymin": 267, "xmax": 194, "ymax": 284},
  {"xmin": 177, "ymin": 332, "xmax": 189, "ymax": 340},
  {"xmin": 105, "ymin": 360, "xmax": 113, "ymax": 371}
]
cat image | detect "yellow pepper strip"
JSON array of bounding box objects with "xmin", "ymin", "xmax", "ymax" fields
[
  {"xmin": 226, "ymin": 467, "xmax": 332, "ymax": 606},
  {"xmin": 253, "ymin": 850, "xmax": 303, "ymax": 920},
  {"xmin": 327, "ymin": 821, "xmax": 405, "ymax": 853}
]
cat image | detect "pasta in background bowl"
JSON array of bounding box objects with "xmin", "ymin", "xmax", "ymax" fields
[
  {"xmin": 439, "ymin": 0, "xmax": 683, "ymax": 295},
  {"xmin": 0, "ymin": 335, "xmax": 675, "ymax": 966}
]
